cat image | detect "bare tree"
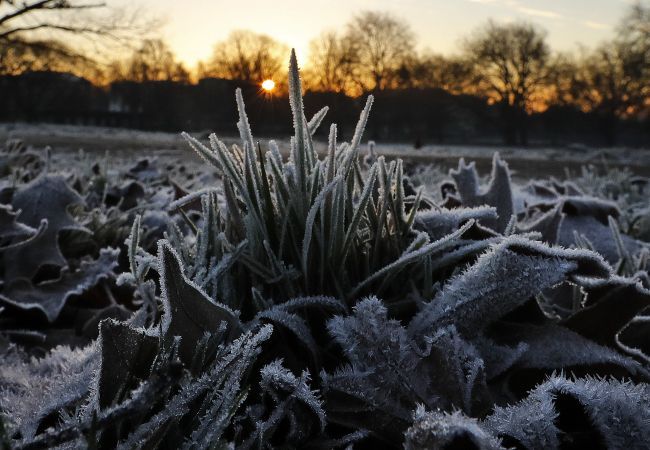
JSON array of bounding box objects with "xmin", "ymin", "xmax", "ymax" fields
[
  {"xmin": 618, "ymin": 1, "xmax": 650, "ymax": 56},
  {"xmin": 0, "ymin": 0, "xmax": 158, "ymax": 80},
  {"xmin": 204, "ymin": 30, "xmax": 288, "ymax": 85},
  {"xmin": 464, "ymin": 20, "xmax": 550, "ymax": 145},
  {"xmin": 565, "ymin": 43, "xmax": 641, "ymax": 144},
  {"xmin": 403, "ymin": 52, "xmax": 474, "ymax": 93},
  {"xmin": 343, "ymin": 11, "xmax": 416, "ymax": 92},
  {"xmin": 615, "ymin": 1, "xmax": 650, "ymax": 114},
  {"xmin": 548, "ymin": 2, "xmax": 649, "ymax": 144},
  {"xmin": 0, "ymin": 36, "xmax": 99, "ymax": 76},
  {"xmin": 304, "ymin": 30, "xmax": 359, "ymax": 94},
  {"xmin": 108, "ymin": 39, "xmax": 189, "ymax": 83}
]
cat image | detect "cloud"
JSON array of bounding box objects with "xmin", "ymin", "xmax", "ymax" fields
[
  {"xmin": 583, "ymin": 20, "xmax": 610, "ymax": 30},
  {"xmin": 516, "ymin": 6, "xmax": 563, "ymax": 19},
  {"xmin": 464, "ymin": 0, "xmax": 563, "ymax": 21}
]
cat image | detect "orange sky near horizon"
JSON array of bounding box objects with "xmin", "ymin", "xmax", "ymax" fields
[{"xmin": 115, "ymin": 0, "xmax": 631, "ymax": 68}]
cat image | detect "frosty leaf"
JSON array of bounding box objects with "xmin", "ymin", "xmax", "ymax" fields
[
  {"xmin": 547, "ymin": 194, "xmax": 645, "ymax": 264},
  {"xmin": 482, "ymin": 383, "xmax": 559, "ymax": 450},
  {"xmin": 105, "ymin": 180, "xmax": 146, "ymax": 211},
  {"xmin": 325, "ymin": 296, "xmax": 489, "ymax": 442},
  {"xmin": 168, "ymin": 186, "xmax": 218, "ymax": 212},
  {"xmin": 450, "ymin": 154, "xmax": 513, "ymax": 233},
  {"xmin": 509, "ymin": 324, "xmax": 646, "ymax": 374},
  {"xmin": 559, "ymin": 215, "xmax": 644, "ymax": 264},
  {"xmin": 117, "ymin": 326, "xmax": 272, "ymax": 450},
  {"xmin": 424, "ymin": 326, "xmax": 490, "ymax": 415},
  {"xmin": 563, "ymin": 276, "xmax": 650, "ymax": 349},
  {"xmin": 4, "ymin": 175, "xmax": 89, "ymax": 281},
  {"xmin": 288, "ymin": 49, "xmax": 309, "ymax": 193},
  {"xmin": 0, "ymin": 247, "xmax": 120, "ymax": 322},
  {"xmin": 485, "ymin": 376, "xmax": 650, "ymax": 450},
  {"xmin": 327, "ymin": 297, "xmax": 417, "ymax": 404},
  {"xmin": 471, "ymin": 337, "xmax": 528, "ymax": 380},
  {"xmin": 158, "ymin": 240, "xmax": 243, "ymax": 365},
  {"xmin": 404, "ymin": 407, "xmax": 502, "ymax": 450},
  {"xmin": 415, "ymin": 207, "xmax": 497, "ymax": 241},
  {"xmin": 409, "ymin": 237, "xmax": 610, "ymax": 338},
  {"xmin": 81, "ymin": 305, "xmax": 132, "ymax": 339},
  {"xmin": 0, "ymin": 344, "xmax": 99, "ymax": 440},
  {"xmin": 517, "ymin": 203, "xmax": 564, "ymax": 244},
  {"xmin": 618, "ymin": 316, "xmax": 650, "ymax": 362},
  {"xmin": 487, "ymin": 323, "xmax": 649, "ymax": 389},
  {"xmin": 0, "ymin": 204, "xmax": 42, "ymax": 250},
  {"xmin": 324, "ymin": 297, "xmax": 426, "ymax": 440},
  {"xmin": 96, "ymin": 319, "xmax": 158, "ymax": 409},
  {"xmin": 561, "ymin": 195, "xmax": 620, "ymax": 223}
]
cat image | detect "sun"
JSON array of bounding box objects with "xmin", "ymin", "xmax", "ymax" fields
[{"xmin": 261, "ymin": 79, "xmax": 275, "ymax": 92}]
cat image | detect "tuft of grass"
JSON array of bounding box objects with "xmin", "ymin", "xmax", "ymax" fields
[{"xmin": 179, "ymin": 49, "xmax": 465, "ymax": 314}]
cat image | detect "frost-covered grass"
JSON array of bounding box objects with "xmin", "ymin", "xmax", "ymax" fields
[
  {"xmin": 1, "ymin": 52, "xmax": 650, "ymax": 449},
  {"xmin": 3, "ymin": 121, "xmax": 650, "ymax": 179}
]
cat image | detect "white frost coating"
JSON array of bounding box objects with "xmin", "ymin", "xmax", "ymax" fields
[
  {"xmin": 209, "ymin": 133, "xmax": 245, "ymax": 193},
  {"xmin": 326, "ymin": 124, "xmax": 337, "ymax": 184},
  {"xmin": 288, "ymin": 49, "xmax": 308, "ymax": 193},
  {"xmin": 235, "ymin": 88, "xmax": 255, "ymax": 154},
  {"xmin": 259, "ymin": 359, "xmax": 326, "ymax": 430},
  {"xmin": 274, "ymin": 295, "xmax": 346, "ymax": 313},
  {"xmin": 307, "ymin": 106, "xmax": 329, "ymax": 136},
  {"xmin": 269, "ymin": 139, "xmax": 283, "ymax": 165},
  {"xmin": 181, "ymin": 132, "xmax": 221, "ymax": 169},
  {"xmin": 485, "ymin": 376, "xmax": 650, "ymax": 450},
  {"xmin": 302, "ymin": 176, "xmax": 342, "ymax": 278},
  {"xmin": 349, "ymin": 95, "xmax": 374, "ymax": 154},
  {"xmin": 407, "ymin": 234, "xmax": 614, "ymax": 338},
  {"xmin": 168, "ymin": 188, "xmax": 219, "ymax": 211}
]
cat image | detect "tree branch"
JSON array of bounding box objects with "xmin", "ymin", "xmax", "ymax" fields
[
  {"xmin": 0, "ymin": 0, "xmax": 105, "ymax": 26},
  {"xmin": 0, "ymin": 22, "xmax": 109, "ymax": 39}
]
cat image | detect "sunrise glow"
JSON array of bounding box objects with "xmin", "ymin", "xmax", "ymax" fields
[{"xmin": 261, "ymin": 79, "xmax": 275, "ymax": 91}]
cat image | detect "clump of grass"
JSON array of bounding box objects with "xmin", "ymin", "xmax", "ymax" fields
[{"xmin": 179, "ymin": 50, "xmax": 462, "ymax": 315}]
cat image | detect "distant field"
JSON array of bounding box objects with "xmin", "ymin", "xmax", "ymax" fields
[{"xmin": 2, "ymin": 122, "xmax": 649, "ymax": 179}]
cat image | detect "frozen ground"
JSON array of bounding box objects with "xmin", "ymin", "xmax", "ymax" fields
[{"xmin": 2, "ymin": 122, "xmax": 649, "ymax": 180}]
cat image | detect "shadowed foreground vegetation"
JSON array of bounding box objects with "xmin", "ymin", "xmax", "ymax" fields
[{"xmin": 1, "ymin": 52, "xmax": 650, "ymax": 449}]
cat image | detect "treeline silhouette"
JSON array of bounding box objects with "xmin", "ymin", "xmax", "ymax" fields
[
  {"xmin": 1, "ymin": 3, "xmax": 648, "ymax": 147},
  {"xmin": 2, "ymin": 73, "xmax": 647, "ymax": 147}
]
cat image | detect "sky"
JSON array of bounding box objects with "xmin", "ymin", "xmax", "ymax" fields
[{"xmin": 118, "ymin": 0, "xmax": 632, "ymax": 68}]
